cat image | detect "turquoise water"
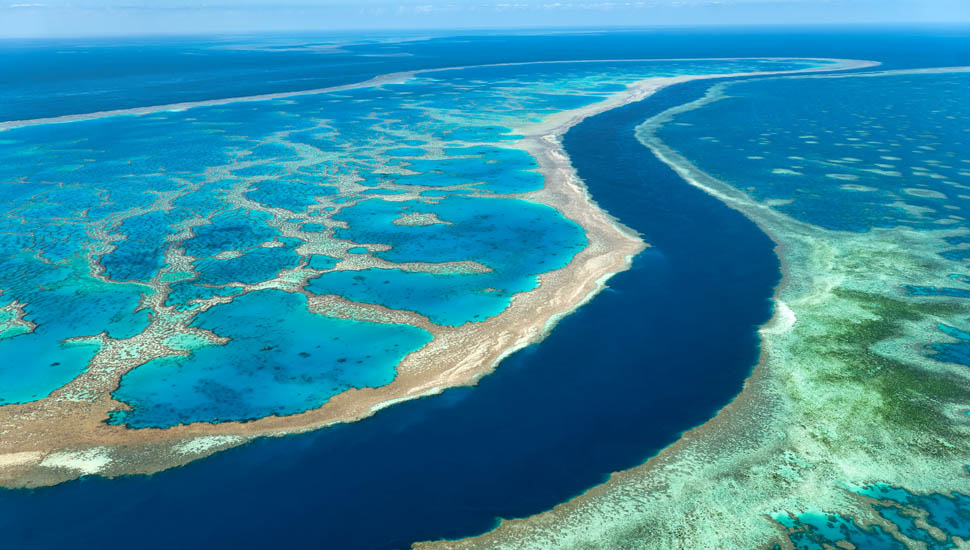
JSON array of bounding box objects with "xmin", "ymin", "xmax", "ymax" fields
[
  {"xmin": 312, "ymin": 195, "xmax": 587, "ymax": 325},
  {"xmin": 0, "ymin": 56, "xmax": 804, "ymax": 420},
  {"xmin": 0, "ymin": 259, "xmax": 149, "ymax": 404},
  {"xmin": 779, "ymin": 485, "xmax": 970, "ymax": 549},
  {"xmin": 193, "ymin": 244, "xmax": 303, "ymax": 286},
  {"xmin": 852, "ymin": 483, "xmax": 970, "ymax": 548},
  {"xmin": 393, "ymin": 146, "xmax": 544, "ymax": 193},
  {"xmin": 110, "ymin": 290, "xmax": 432, "ymax": 427},
  {"xmin": 783, "ymin": 511, "xmax": 903, "ymax": 550}
]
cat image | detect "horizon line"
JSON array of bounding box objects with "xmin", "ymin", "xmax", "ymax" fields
[{"xmin": 3, "ymin": 21, "xmax": 970, "ymax": 42}]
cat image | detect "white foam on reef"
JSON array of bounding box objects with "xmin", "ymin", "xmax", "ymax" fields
[
  {"xmin": 40, "ymin": 448, "xmax": 111, "ymax": 475},
  {"xmin": 772, "ymin": 168, "xmax": 803, "ymax": 176},
  {"xmin": 369, "ymin": 387, "xmax": 445, "ymax": 414},
  {"xmin": 760, "ymin": 300, "xmax": 796, "ymax": 335}
]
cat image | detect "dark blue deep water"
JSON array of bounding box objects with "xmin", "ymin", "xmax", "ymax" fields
[
  {"xmin": 3, "ymin": 25, "xmax": 970, "ymax": 121},
  {"xmin": 1, "ymin": 28, "xmax": 969, "ymax": 550}
]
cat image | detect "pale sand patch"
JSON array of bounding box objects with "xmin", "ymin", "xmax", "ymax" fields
[
  {"xmin": 0, "ymin": 451, "xmax": 43, "ymax": 469},
  {"xmin": 392, "ymin": 211, "xmax": 452, "ymax": 226},
  {"xmin": 863, "ymin": 168, "xmax": 903, "ymax": 177},
  {"xmin": 904, "ymin": 188, "xmax": 948, "ymax": 199},
  {"xmin": 840, "ymin": 184, "xmax": 878, "ymax": 192},
  {"xmin": 172, "ymin": 436, "xmax": 245, "ymax": 456},
  {"xmin": 214, "ymin": 250, "xmax": 244, "ymax": 259},
  {"xmin": 765, "ymin": 198, "xmax": 795, "ymax": 206},
  {"xmin": 772, "ymin": 168, "xmax": 803, "ymax": 176},
  {"xmin": 890, "ymin": 200, "xmax": 936, "ymax": 217},
  {"xmin": 40, "ymin": 448, "xmax": 111, "ymax": 475}
]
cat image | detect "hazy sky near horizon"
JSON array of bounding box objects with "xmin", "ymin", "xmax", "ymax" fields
[{"xmin": 2, "ymin": 0, "xmax": 968, "ymax": 38}]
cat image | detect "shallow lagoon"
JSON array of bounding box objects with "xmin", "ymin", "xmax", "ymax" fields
[
  {"xmin": 0, "ymin": 56, "xmax": 801, "ymax": 418},
  {"xmin": 111, "ymin": 290, "xmax": 432, "ymax": 427},
  {"xmin": 0, "ymin": 261, "xmax": 149, "ymax": 404}
]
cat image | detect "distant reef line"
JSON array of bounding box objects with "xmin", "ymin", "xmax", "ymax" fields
[{"xmin": 0, "ymin": 57, "xmax": 873, "ymax": 131}]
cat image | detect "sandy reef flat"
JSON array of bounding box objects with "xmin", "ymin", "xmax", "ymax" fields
[{"xmin": 0, "ymin": 58, "xmax": 872, "ymax": 489}]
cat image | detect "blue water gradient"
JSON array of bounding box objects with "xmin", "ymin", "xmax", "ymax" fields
[
  {"xmin": 2, "ymin": 28, "xmax": 970, "ymax": 549},
  {"xmin": 4, "ymin": 26, "xmax": 970, "ymax": 122},
  {"xmin": 655, "ymin": 64, "xmax": 970, "ymax": 405},
  {"xmin": 656, "ymin": 71, "xmax": 970, "ymax": 232},
  {"xmin": 0, "ymin": 52, "xmax": 781, "ymax": 548},
  {"xmin": 0, "ymin": 56, "xmax": 790, "ymax": 413}
]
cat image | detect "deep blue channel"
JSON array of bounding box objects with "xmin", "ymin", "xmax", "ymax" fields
[{"xmin": 0, "ymin": 80, "xmax": 778, "ymax": 549}]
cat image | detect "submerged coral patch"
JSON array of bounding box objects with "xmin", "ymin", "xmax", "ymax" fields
[{"xmin": 110, "ymin": 290, "xmax": 432, "ymax": 427}]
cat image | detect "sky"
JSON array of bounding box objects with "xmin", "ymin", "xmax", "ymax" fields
[{"xmin": 2, "ymin": 0, "xmax": 969, "ymax": 38}]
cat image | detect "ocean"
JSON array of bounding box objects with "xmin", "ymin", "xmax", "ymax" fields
[{"xmin": 1, "ymin": 26, "xmax": 969, "ymax": 549}]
